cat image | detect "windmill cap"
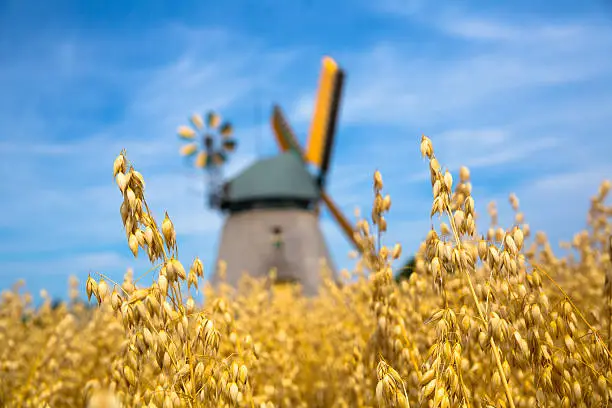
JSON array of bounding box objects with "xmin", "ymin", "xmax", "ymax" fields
[{"xmin": 220, "ymin": 152, "xmax": 319, "ymax": 209}]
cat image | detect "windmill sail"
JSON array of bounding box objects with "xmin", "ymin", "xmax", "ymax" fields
[
  {"xmin": 177, "ymin": 110, "xmax": 237, "ymax": 209},
  {"xmin": 320, "ymin": 192, "xmax": 359, "ymax": 249},
  {"xmin": 271, "ymin": 105, "xmax": 303, "ymax": 158},
  {"xmin": 305, "ymin": 57, "xmax": 345, "ymax": 189}
]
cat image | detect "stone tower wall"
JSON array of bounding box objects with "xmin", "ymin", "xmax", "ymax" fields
[{"xmin": 211, "ymin": 208, "xmax": 336, "ymax": 296}]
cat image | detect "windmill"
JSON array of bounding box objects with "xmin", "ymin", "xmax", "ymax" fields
[
  {"xmin": 178, "ymin": 56, "xmax": 360, "ymax": 295},
  {"xmin": 177, "ymin": 112, "xmax": 237, "ymax": 209}
]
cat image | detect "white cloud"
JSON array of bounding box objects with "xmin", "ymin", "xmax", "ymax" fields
[
  {"xmin": 0, "ymin": 251, "xmax": 132, "ymax": 300},
  {"xmin": 433, "ymin": 129, "xmax": 559, "ymax": 170},
  {"xmin": 438, "ymin": 19, "xmax": 593, "ymax": 43},
  {"xmin": 1, "ymin": 251, "xmax": 128, "ymax": 277}
]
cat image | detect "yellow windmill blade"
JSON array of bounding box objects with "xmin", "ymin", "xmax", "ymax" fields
[
  {"xmin": 220, "ymin": 123, "xmax": 233, "ymax": 138},
  {"xmin": 306, "ymin": 57, "xmax": 340, "ymax": 167},
  {"xmin": 180, "ymin": 143, "xmax": 198, "ymax": 156},
  {"xmin": 190, "ymin": 114, "xmax": 204, "ymax": 130},
  {"xmin": 307, "ymin": 57, "xmax": 346, "ymax": 194},
  {"xmin": 195, "ymin": 151, "xmax": 208, "ymax": 168},
  {"xmin": 206, "ymin": 111, "xmax": 221, "ymax": 129},
  {"xmin": 223, "ymin": 139, "xmax": 237, "ymax": 152},
  {"xmin": 178, "ymin": 126, "xmax": 196, "ymax": 139}
]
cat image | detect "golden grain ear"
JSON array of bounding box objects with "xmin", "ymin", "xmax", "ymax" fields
[{"xmin": 9, "ymin": 134, "xmax": 612, "ymax": 408}]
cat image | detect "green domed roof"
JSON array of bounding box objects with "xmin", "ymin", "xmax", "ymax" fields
[{"xmin": 220, "ymin": 152, "xmax": 319, "ymax": 211}]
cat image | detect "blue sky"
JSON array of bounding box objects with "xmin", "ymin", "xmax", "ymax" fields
[{"xmin": 1, "ymin": 0, "xmax": 611, "ymax": 301}]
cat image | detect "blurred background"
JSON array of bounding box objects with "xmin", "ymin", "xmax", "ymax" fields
[{"xmin": 1, "ymin": 0, "xmax": 611, "ymax": 301}]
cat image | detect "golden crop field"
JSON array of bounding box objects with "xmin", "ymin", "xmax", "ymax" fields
[{"xmin": 1, "ymin": 135, "xmax": 611, "ymax": 408}]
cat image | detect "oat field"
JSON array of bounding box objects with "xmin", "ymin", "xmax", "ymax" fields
[{"xmin": 1, "ymin": 136, "xmax": 611, "ymax": 408}]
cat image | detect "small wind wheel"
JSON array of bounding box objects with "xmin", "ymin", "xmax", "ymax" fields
[{"xmin": 177, "ymin": 111, "xmax": 237, "ymax": 170}]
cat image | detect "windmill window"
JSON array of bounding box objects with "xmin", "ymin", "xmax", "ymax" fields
[{"xmin": 271, "ymin": 226, "xmax": 284, "ymax": 249}]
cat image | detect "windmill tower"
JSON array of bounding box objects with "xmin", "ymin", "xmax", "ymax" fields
[{"xmin": 178, "ymin": 57, "xmax": 359, "ymax": 296}]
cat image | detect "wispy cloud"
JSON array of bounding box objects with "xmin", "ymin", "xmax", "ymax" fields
[{"xmin": 433, "ymin": 129, "xmax": 560, "ymax": 170}]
